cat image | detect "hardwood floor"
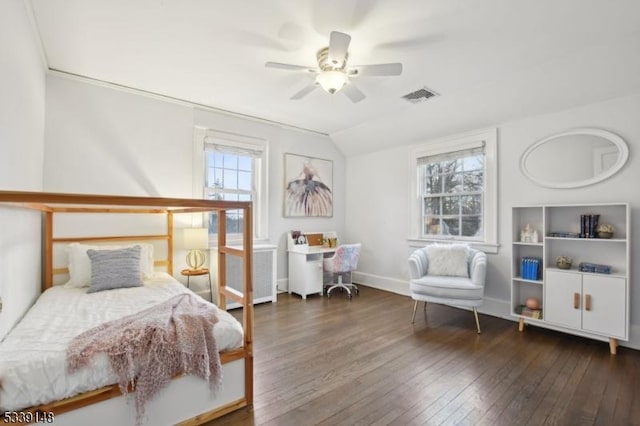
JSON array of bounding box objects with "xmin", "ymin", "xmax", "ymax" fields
[{"xmin": 207, "ymin": 286, "xmax": 640, "ymax": 426}]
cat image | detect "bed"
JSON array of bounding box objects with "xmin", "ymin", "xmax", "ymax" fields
[{"xmin": 0, "ymin": 191, "xmax": 254, "ymax": 426}]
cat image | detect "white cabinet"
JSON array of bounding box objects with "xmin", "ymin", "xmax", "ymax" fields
[
  {"xmin": 288, "ymin": 251, "xmax": 325, "ymax": 299},
  {"xmin": 511, "ymin": 203, "xmax": 629, "ymax": 354},
  {"xmin": 545, "ymin": 270, "xmax": 626, "ymax": 337}
]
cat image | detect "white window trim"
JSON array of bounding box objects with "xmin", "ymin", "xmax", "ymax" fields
[
  {"xmin": 408, "ymin": 128, "xmax": 499, "ymax": 254},
  {"xmin": 193, "ymin": 126, "xmax": 269, "ymax": 243}
]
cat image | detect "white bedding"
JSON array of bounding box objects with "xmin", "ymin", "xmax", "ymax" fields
[{"xmin": 0, "ymin": 273, "xmax": 243, "ymax": 411}]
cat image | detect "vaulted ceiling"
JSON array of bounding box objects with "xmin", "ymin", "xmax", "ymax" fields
[{"xmin": 29, "ymin": 0, "xmax": 640, "ymax": 155}]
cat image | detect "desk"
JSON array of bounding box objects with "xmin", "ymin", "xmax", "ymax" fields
[{"xmin": 288, "ymin": 246, "xmax": 336, "ymax": 299}]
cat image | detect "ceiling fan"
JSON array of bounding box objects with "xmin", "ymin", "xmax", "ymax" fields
[{"xmin": 265, "ymin": 31, "xmax": 403, "ymax": 103}]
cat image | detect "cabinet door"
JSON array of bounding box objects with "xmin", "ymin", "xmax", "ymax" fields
[
  {"xmin": 545, "ymin": 270, "xmax": 582, "ymax": 329},
  {"xmin": 308, "ymin": 258, "xmax": 324, "ymax": 295},
  {"xmin": 582, "ymin": 275, "xmax": 626, "ymax": 338}
]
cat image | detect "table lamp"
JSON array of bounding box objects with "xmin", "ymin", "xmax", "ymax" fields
[{"xmin": 183, "ymin": 227, "xmax": 208, "ymax": 270}]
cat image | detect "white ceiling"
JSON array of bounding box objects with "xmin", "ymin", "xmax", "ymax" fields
[{"xmin": 29, "ymin": 0, "xmax": 640, "ymax": 156}]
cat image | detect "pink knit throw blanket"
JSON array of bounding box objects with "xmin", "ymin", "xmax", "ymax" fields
[{"xmin": 67, "ymin": 293, "xmax": 221, "ymax": 425}]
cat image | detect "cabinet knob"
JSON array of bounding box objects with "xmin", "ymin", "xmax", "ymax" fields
[
  {"xmin": 573, "ymin": 293, "xmax": 580, "ymax": 309},
  {"xmin": 585, "ymin": 294, "xmax": 592, "ymax": 311}
]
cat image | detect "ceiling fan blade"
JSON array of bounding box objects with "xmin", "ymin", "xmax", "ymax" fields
[
  {"xmin": 328, "ymin": 31, "xmax": 351, "ymax": 66},
  {"xmin": 265, "ymin": 62, "xmax": 316, "ymax": 72},
  {"xmin": 351, "ymin": 63, "xmax": 403, "ymax": 77},
  {"xmin": 291, "ymin": 83, "xmax": 319, "ymax": 100},
  {"xmin": 341, "ymin": 83, "xmax": 366, "ymax": 103}
]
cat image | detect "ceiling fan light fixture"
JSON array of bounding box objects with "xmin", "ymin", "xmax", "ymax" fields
[
  {"xmin": 316, "ymin": 70, "xmax": 348, "ymax": 94},
  {"xmin": 266, "ymin": 31, "xmax": 402, "ymax": 102}
]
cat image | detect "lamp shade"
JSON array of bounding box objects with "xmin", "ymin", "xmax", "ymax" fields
[
  {"xmin": 183, "ymin": 228, "xmax": 209, "ymax": 249},
  {"xmin": 316, "ymin": 70, "xmax": 348, "ymax": 94}
]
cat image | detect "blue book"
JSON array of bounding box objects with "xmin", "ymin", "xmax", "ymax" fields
[{"xmin": 523, "ymin": 257, "xmax": 531, "ymax": 280}]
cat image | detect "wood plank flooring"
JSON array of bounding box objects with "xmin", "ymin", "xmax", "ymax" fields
[{"xmin": 206, "ymin": 286, "xmax": 640, "ymax": 426}]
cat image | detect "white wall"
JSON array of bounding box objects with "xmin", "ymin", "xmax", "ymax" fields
[
  {"xmin": 44, "ymin": 76, "xmax": 194, "ymax": 197},
  {"xmin": 0, "ymin": 0, "xmax": 46, "ymax": 339},
  {"xmin": 43, "ymin": 75, "xmax": 345, "ymax": 294},
  {"xmin": 345, "ymin": 92, "xmax": 640, "ymax": 346}
]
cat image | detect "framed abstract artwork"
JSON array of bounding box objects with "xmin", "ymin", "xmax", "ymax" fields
[{"xmin": 283, "ymin": 153, "xmax": 333, "ymax": 217}]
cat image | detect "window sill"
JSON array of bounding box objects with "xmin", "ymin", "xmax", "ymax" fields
[{"xmin": 408, "ymin": 238, "xmax": 499, "ymax": 254}]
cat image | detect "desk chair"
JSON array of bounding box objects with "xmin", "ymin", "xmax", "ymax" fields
[
  {"xmin": 408, "ymin": 244, "xmax": 487, "ymax": 333},
  {"xmin": 323, "ymin": 243, "xmax": 361, "ymax": 299}
]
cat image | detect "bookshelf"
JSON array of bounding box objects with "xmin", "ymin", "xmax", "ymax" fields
[{"xmin": 511, "ymin": 203, "xmax": 630, "ymax": 354}]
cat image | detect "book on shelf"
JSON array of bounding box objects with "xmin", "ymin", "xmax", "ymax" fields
[
  {"xmin": 580, "ymin": 213, "xmax": 600, "ymax": 238},
  {"xmin": 520, "ymin": 257, "xmax": 542, "ymax": 280},
  {"xmin": 548, "ymin": 231, "xmax": 581, "ymax": 238},
  {"xmin": 515, "ymin": 305, "xmax": 543, "ymax": 319},
  {"xmin": 578, "ymin": 262, "xmax": 612, "ymax": 274}
]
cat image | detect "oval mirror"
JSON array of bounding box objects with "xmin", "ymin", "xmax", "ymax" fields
[{"xmin": 520, "ymin": 128, "xmax": 628, "ymax": 189}]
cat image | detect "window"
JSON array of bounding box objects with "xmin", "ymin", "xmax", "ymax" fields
[
  {"xmin": 420, "ymin": 146, "xmax": 484, "ymax": 239},
  {"xmin": 194, "ymin": 128, "xmax": 268, "ymax": 242},
  {"xmin": 409, "ymin": 129, "xmax": 498, "ymax": 253}
]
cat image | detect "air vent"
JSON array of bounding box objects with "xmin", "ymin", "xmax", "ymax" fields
[{"xmin": 402, "ymin": 87, "xmax": 439, "ymax": 103}]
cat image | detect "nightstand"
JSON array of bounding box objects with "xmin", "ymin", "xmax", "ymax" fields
[{"xmin": 181, "ymin": 268, "xmax": 213, "ymax": 301}]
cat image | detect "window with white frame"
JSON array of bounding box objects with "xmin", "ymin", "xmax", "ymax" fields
[
  {"xmin": 197, "ymin": 129, "xmax": 268, "ymax": 242},
  {"xmin": 420, "ymin": 146, "xmax": 484, "ymax": 239},
  {"xmin": 409, "ymin": 129, "xmax": 498, "ymax": 253}
]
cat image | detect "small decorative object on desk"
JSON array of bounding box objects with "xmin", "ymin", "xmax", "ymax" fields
[
  {"xmin": 596, "ymin": 223, "xmax": 615, "ymax": 239},
  {"xmin": 520, "ymin": 224, "xmax": 539, "ymax": 243},
  {"xmin": 556, "ymin": 255, "xmax": 572, "ymax": 269}
]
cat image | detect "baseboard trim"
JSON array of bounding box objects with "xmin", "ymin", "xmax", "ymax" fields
[{"xmin": 351, "ymin": 271, "xmax": 640, "ymax": 351}]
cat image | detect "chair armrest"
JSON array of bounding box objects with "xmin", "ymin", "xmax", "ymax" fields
[
  {"xmin": 408, "ymin": 248, "xmax": 429, "ymax": 279},
  {"xmin": 469, "ymin": 251, "xmax": 487, "ymax": 287}
]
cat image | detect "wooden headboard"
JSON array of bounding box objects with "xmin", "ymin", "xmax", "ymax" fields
[{"xmin": 0, "ymin": 191, "xmax": 253, "ymax": 306}]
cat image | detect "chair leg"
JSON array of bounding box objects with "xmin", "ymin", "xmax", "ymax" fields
[
  {"xmin": 411, "ymin": 300, "xmax": 418, "ymax": 323},
  {"xmin": 327, "ymin": 274, "xmax": 352, "ymax": 299},
  {"xmin": 473, "ymin": 307, "xmax": 481, "ymax": 334}
]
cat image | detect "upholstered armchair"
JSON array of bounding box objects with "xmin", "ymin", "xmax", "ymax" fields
[{"xmin": 408, "ymin": 244, "xmax": 487, "ymax": 333}]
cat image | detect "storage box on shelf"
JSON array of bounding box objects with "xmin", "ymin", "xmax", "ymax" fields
[{"xmin": 511, "ymin": 203, "xmax": 629, "ymax": 354}]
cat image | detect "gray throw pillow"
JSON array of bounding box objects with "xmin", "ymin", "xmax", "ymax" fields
[{"xmin": 86, "ymin": 245, "xmax": 144, "ymax": 293}]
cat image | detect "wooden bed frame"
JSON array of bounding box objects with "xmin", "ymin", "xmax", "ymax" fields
[{"xmin": 0, "ymin": 190, "xmax": 254, "ymax": 425}]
